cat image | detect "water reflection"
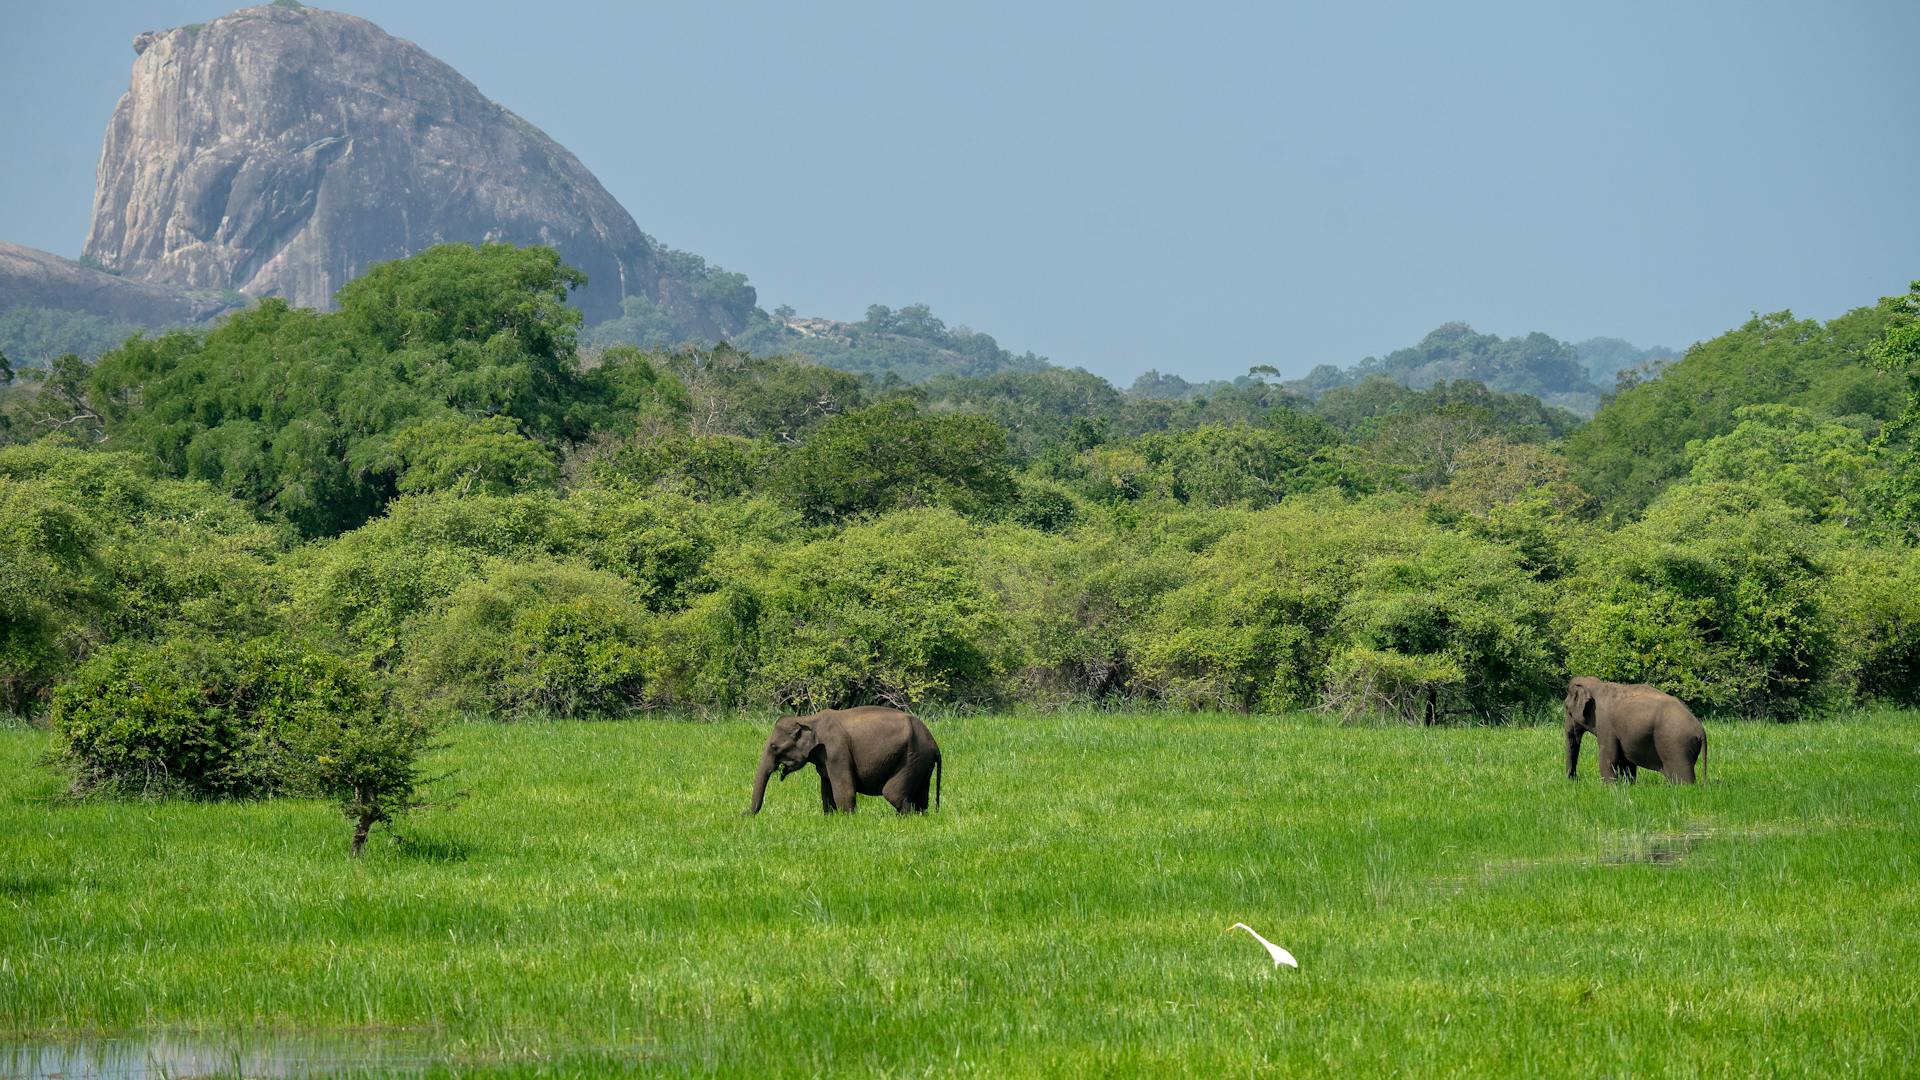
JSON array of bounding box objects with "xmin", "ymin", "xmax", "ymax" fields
[{"xmin": 2, "ymin": 1031, "xmax": 439, "ymax": 1079}]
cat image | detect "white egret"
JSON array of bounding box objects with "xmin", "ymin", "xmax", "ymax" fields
[{"xmin": 1229, "ymin": 923, "xmax": 1298, "ymax": 968}]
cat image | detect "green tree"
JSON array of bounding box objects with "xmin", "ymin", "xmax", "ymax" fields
[
  {"xmin": 7, "ymin": 353, "xmax": 107, "ymax": 443},
  {"xmin": 1867, "ymin": 280, "xmax": 1920, "ymax": 538},
  {"xmin": 585, "ymin": 432, "xmax": 773, "ymax": 499},
  {"xmin": 303, "ymin": 696, "xmax": 443, "ymax": 858},
  {"xmin": 661, "ymin": 344, "xmax": 863, "ymax": 441},
  {"xmin": 919, "ymin": 368, "xmax": 1127, "ymax": 461},
  {"xmin": 90, "ymin": 244, "xmax": 611, "ymax": 536},
  {"xmin": 385, "ymin": 415, "xmax": 559, "ymax": 497},
  {"xmin": 1683, "ymin": 405, "xmax": 1878, "ymax": 527},
  {"xmin": 775, "ymin": 398, "xmax": 1017, "ymax": 522},
  {"xmin": 335, "ymin": 242, "xmax": 587, "ymax": 438},
  {"xmin": 1566, "ymin": 306, "xmax": 1899, "ymax": 516},
  {"xmin": 1134, "ymin": 422, "xmax": 1333, "ymax": 506}
]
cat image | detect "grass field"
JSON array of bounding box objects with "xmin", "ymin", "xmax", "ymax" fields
[{"xmin": 2, "ymin": 711, "xmax": 1917, "ymax": 1077}]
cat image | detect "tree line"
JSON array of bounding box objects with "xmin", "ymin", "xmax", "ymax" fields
[{"xmin": 2, "ymin": 244, "xmax": 1916, "ymax": 841}]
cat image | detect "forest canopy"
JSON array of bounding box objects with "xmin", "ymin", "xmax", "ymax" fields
[{"xmin": 3, "ymin": 246, "xmax": 1915, "ymax": 745}]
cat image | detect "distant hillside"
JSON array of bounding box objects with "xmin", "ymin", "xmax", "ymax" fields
[
  {"xmin": 587, "ymin": 299, "xmax": 1048, "ymax": 382},
  {"xmin": 0, "ymin": 240, "xmax": 246, "ymax": 366},
  {"xmin": 1279, "ymin": 323, "xmax": 1676, "ymax": 417},
  {"xmin": 1573, "ymin": 336, "xmax": 1679, "ymax": 386}
]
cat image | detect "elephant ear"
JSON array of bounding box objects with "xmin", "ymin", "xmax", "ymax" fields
[
  {"xmin": 791, "ymin": 722, "xmax": 819, "ymax": 758},
  {"xmin": 1575, "ymin": 685, "xmax": 1597, "ymax": 729}
]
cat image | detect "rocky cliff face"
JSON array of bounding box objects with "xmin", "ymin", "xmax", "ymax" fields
[
  {"xmin": 0, "ymin": 240, "xmax": 240, "ymax": 326},
  {"xmin": 82, "ymin": 3, "xmax": 745, "ymax": 333}
]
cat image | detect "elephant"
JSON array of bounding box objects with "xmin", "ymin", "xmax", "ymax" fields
[
  {"xmin": 1564, "ymin": 676, "xmax": 1706, "ymax": 784},
  {"xmin": 746, "ymin": 706, "xmax": 942, "ymax": 814}
]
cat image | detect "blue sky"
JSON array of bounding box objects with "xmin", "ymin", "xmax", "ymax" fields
[{"xmin": 2, "ymin": 1, "xmax": 1915, "ymax": 383}]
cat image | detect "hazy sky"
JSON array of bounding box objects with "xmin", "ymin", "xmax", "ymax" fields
[{"xmin": 3, "ymin": 1, "xmax": 1915, "ymax": 383}]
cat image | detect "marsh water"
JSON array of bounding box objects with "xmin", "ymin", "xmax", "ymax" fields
[{"xmin": 1, "ymin": 1031, "xmax": 442, "ymax": 1079}]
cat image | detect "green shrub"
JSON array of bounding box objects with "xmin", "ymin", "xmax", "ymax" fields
[
  {"xmin": 1129, "ymin": 495, "xmax": 1411, "ymax": 710},
  {"xmin": 293, "ymin": 487, "xmax": 780, "ymax": 667},
  {"xmin": 49, "ymin": 637, "xmax": 378, "ymax": 799},
  {"xmin": 1824, "ymin": 545, "xmax": 1920, "ymax": 707},
  {"xmin": 991, "ymin": 521, "xmax": 1190, "ymax": 705},
  {"xmin": 1129, "ymin": 494, "xmax": 1554, "ymax": 719},
  {"xmin": 0, "ymin": 482, "xmax": 100, "ymax": 713},
  {"xmin": 1334, "ymin": 531, "xmax": 1557, "ymax": 721},
  {"xmin": 405, "ymin": 559, "xmax": 654, "ymax": 718},
  {"xmin": 0, "ymin": 444, "xmax": 285, "ymax": 710},
  {"xmin": 662, "ymin": 509, "xmax": 1012, "ymax": 710},
  {"xmin": 1322, "ymin": 646, "xmax": 1465, "ymax": 725},
  {"xmin": 290, "ymin": 492, "xmax": 580, "ymax": 659},
  {"xmin": 1561, "ymin": 482, "xmax": 1835, "ymax": 717}
]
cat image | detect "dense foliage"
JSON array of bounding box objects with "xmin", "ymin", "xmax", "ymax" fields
[
  {"xmin": 6, "ymin": 244, "xmax": 1916, "ymax": 752},
  {"xmin": 1565, "ymin": 306, "xmax": 1900, "ymax": 516},
  {"xmin": 590, "ymin": 299, "xmax": 1051, "ymax": 383}
]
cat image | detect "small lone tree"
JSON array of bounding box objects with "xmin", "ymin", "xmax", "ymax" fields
[
  {"xmin": 303, "ymin": 706, "xmax": 443, "ymax": 858},
  {"xmin": 50, "ymin": 637, "xmax": 445, "ymax": 856}
]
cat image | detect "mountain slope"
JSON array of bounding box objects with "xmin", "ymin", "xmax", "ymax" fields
[
  {"xmin": 0, "ymin": 240, "xmax": 236, "ymax": 327},
  {"xmin": 80, "ymin": 3, "xmax": 750, "ymax": 335}
]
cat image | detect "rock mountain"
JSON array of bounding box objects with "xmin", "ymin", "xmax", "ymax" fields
[
  {"xmin": 0, "ymin": 240, "xmax": 239, "ymax": 327},
  {"xmin": 80, "ymin": 2, "xmax": 745, "ymax": 334}
]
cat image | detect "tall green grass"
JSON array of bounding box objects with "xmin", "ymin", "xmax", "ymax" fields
[{"xmin": 2, "ymin": 712, "xmax": 1916, "ymax": 1076}]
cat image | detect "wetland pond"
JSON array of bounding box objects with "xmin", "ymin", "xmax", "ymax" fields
[{"xmin": 3, "ymin": 1031, "xmax": 461, "ymax": 1078}]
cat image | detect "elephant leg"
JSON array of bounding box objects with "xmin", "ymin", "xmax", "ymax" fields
[
  {"xmin": 1598, "ymin": 740, "xmax": 1620, "ymax": 782},
  {"xmin": 1664, "ymin": 759, "xmax": 1696, "ymax": 784},
  {"xmin": 907, "ymin": 768, "xmax": 933, "ymax": 812},
  {"xmin": 880, "ymin": 772, "xmax": 914, "ymax": 814},
  {"xmin": 825, "ymin": 759, "xmax": 857, "ymax": 812},
  {"xmin": 1621, "ymin": 761, "xmax": 1639, "ymax": 783}
]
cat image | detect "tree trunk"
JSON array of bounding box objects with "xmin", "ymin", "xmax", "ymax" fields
[{"xmin": 350, "ymin": 813, "xmax": 373, "ymax": 858}]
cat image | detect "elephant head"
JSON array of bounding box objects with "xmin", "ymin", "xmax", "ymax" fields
[
  {"xmin": 1564, "ymin": 676, "xmax": 1601, "ymax": 777},
  {"xmin": 746, "ymin": 715, "xmax": 821, "ymax": 814}
]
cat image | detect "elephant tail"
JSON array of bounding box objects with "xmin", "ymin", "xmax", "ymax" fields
[
  {"xmin": 1699, "ymin": 731, "xmax": 1707, "ymax": 784},
  {"xmin": 935, "ymin": 752, "xmax": 942, "ymax": 810}
]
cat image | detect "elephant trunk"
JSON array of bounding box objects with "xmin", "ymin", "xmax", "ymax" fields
[
  {"xmin": 747, "ymin": 748, "xmax": 775, "ymax": 814},
  {"xmin": 1564, "ymin": 722, "xmax": 1582, "ymax": 779}
]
